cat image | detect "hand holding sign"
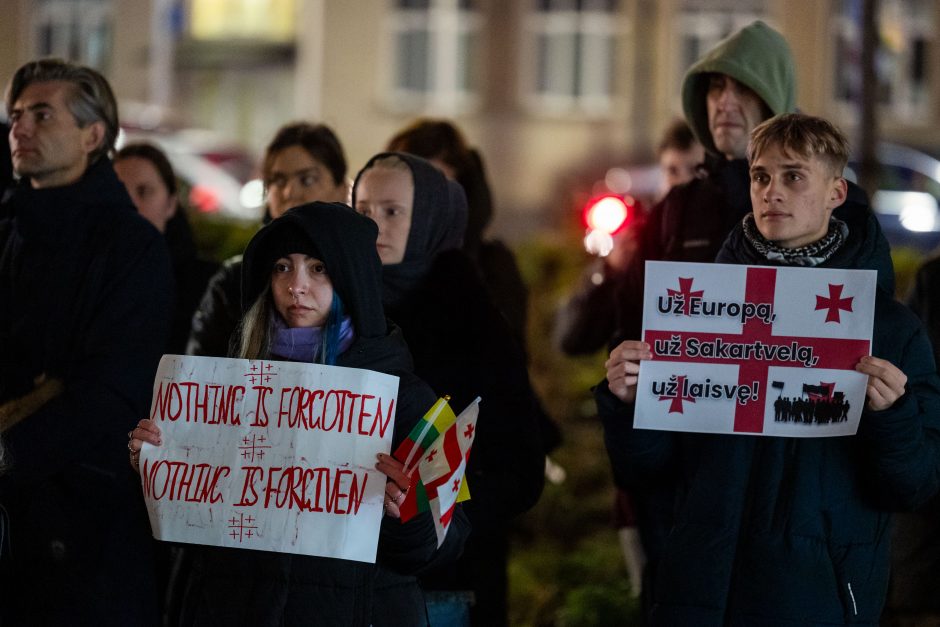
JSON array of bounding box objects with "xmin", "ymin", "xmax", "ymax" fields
[
  {"xmin": 137, "ymin": 354, "xmax": 401, "ymax": 563},
  {"xmin": 605, "ymin": 341, "xmax": 653, "ymax": 403},
  {"xmin": 856, "ymin": 355, "xmax": 908, "ymax": 411},
  {"xmin": 635, "ymin": 261, "xmax": 877, "ymax": 437},
  {"xmin": 128, "ymin": 418, "xmax": 161, "ymax": 472}
]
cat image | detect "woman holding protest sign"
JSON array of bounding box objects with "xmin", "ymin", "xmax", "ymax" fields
[
  {"xmin": 129, "ymin": 201, "xmax": 467, "ymax": 627},
  {"xmin": 352, "ymin": 153, "xmax": 545, "ymax": 627}
]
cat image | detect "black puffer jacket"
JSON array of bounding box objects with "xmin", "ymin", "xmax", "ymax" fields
[
  {"xmin": 597, "ymin": 210, "xmax": 940, "ymax": 626},
  {"xmin": 178, "ymin": 203, "xmax": 467, "ymax": 627},
  {"xmin": 0, "ymin": 158, "xmax": 173, "ymax": 625}
]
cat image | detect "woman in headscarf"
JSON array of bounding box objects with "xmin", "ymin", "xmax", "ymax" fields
[{"xmin": 353, "ymin": 153, "xmax": 545, "ymax": 627}]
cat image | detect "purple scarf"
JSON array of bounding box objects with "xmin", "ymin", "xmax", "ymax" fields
[{"xmin": 270, "ymin": 314, "xmax": 355, "ymax": 362}]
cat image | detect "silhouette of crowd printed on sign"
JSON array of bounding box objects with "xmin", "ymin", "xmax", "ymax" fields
[
  {"xmin": 635, "ymin": 261, "xmax": 876, "ymax": 437},
  {"xmin": 139, "ymin": 355, "xmax": 400, "ymax": 563}
]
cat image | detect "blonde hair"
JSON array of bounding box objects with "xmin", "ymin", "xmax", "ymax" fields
[
  {"xmin": 748, "ymin": 113, "xmax": 849, "ymax": 177},
  {"xmin": 367, "ymin": 154, "xmax": 411, "ymax": 176},
  {"xmin": 237, "ymin": 285, "xmax": 274, "ymax": 359}
]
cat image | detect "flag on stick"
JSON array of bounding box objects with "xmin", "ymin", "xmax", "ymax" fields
[{"xmin": 397, "ymin": 397, "xmax": 480, "ymax": 546}]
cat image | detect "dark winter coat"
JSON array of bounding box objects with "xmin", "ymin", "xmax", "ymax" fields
[
  {"xmin": 884, "ymin": 253, "xmax": 940, "ymax": 616},
  {"xmin": 459, "ymin": 149, "xmax": 562, "ymax": 454},
  {"xmin": 0, "ymin": 158, "xmax": 173, "ymax": 625},
  {"xmin": 597, "ymin": 210, "xmax": 940, "ymax": 626},
  {"xmin": 178, "ymin": 203, "xmax": 467, "ymax": 627}
]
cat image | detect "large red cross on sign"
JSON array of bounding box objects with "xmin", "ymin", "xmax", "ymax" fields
[{"xmin": 644, "ymin": 267, "xmax": 870, "ymax": 433}]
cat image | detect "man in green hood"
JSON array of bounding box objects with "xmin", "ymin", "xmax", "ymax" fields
[
  {"xmin": 682, "ymin": 20, "xmax": 795, "ymax": 161},
  {"xmin": 557, "ymin": 20, "xmax": 798, "ymax": 356}
]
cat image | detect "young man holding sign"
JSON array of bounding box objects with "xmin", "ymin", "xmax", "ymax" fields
[{"xmin": 598, "ymin": 113, "xmax": 940, "ymax": 625}]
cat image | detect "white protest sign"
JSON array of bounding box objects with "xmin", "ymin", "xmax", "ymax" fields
[
  {"xmin": 636, "ymin": 261, "xmax": 876, "ymax": 437},
  {"xmin": 139, "ymin": 355, "xmax": 399, "ymax": 563}
]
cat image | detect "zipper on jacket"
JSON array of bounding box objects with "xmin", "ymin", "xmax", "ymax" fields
[{"xmin": 847, "ymin": 582, "xmax": 858, "ymax": 616}]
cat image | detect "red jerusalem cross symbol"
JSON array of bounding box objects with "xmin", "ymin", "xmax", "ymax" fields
[
  {"xmin": 815, "ymin": 284, "xmax": 853, "ymax": 323},
  {"xmin": 463, "ymin": 423, "xmax": 474, "ymax": 439},
  {"xmin": 667, "ymin": 277, "xmax": 704, "ymax": 315},
  {"xmin": 659, "ymin": 375, "xmax": 696, "ymax": 413},
  {"xmin": 645, "ymin": 268, "xmax": 869, "ymax": 433}
]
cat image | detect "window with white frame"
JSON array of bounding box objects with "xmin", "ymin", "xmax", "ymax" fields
[
  {"xmin": 832, "ymin": 0, "xmax": 932, "ymax": 122},
  {"xmin": 386, "ymin": 0, "xmax": 482, "ymax": 112},
  {"xmin": 32, "ymin": 0, "xmax": 112, "ymax": 70},
  {"xmin": 522, "ymin": 0, "xmax": 620, "ymax": 115}
]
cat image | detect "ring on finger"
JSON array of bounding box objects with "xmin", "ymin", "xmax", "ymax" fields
[{"xmin": 395, "ymin": 492, "xmax": 406, "ymax": 504}]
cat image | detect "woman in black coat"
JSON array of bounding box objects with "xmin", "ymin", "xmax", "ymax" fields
[
  {"xmin": 114, "ymin": 142, "xmax": 220, "ymax": 355},
  {"xmin": 130, "ymin": 202, "xmax": 465, "ymax": 626},
  {"xmin": 353, "ymin": 153, "xmax": 545, "ymax": 627}
]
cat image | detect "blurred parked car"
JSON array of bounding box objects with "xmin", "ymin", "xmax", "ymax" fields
[
  {"xmin": 845, "ymin": 142, "xmax": 940, "ymax": 253},
  {"xmin": 117, "ymin": 125, "xmax": 264, "ymax": 222}
]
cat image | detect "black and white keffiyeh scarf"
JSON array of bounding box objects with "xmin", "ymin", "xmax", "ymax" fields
[{"xmin": 742, "ymin": 214, "xmax": 848, "ymax": 267}]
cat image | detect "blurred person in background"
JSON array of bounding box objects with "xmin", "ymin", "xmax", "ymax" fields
[
  {"xmin": 115, "ymin": 142, "xmax": 219, "ymax": 355},
  {"xmin": 385, "ymin": 119, "xmax": 529, "ymax": 346},
  {"xmin": 187, "ymin": 121, "xmax": 348, "ymax": 358},
  {"xmin": 353, "ymin": 152, "xmax": 545, "ymax": 627},
  {"xmin": 880, "ymin": 254, "xmax": 940, "ymax": 626},
  {"xmin": 656, "ymin": 118, "xmax": 705, "ymax": 198},
  {"xmin": 0, "ymin": 58, "xmax": 171, "ymax": 625}
]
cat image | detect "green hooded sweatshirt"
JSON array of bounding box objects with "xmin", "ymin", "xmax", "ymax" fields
[{"xmin": 681, "ymin": 20, "xmax": 796, "ymax": 157}]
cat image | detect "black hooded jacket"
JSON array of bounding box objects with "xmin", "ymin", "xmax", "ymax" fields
[
  {"xmin": 0, "ymin": 158, "xmax": 173, "ymax": 625},
  {"xmin": 178, "ymin": 202, "xmax": 465, "ymax": 627},
  {"xmin": 597, "ymin": 209, "xmax": 940, "ymax": 626}
]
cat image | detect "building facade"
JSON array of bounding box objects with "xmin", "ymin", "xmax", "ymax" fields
[{"xmin": 1, "ymin": 0, "xmax": 938, "ymax": 236}]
